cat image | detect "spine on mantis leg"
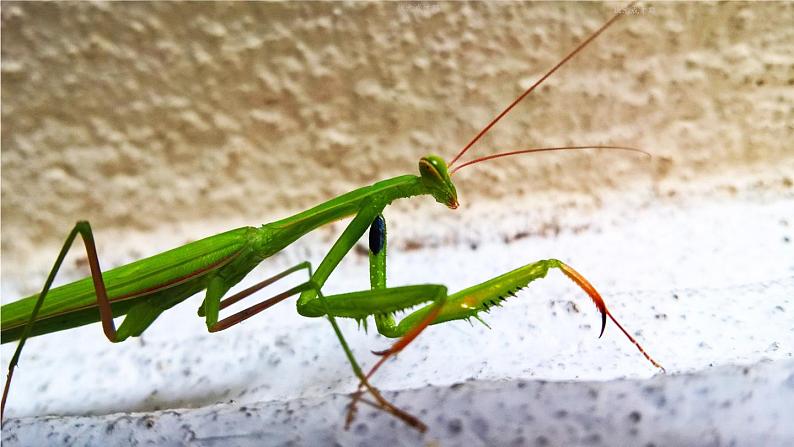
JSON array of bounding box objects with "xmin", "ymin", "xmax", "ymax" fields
[
  {"xmin": 368, "ymin": 214, "xmax": 397, "ymax": 333},
  {"xmin": 393, "ymin": 260, "xmax": 594, "ymax": 334}
]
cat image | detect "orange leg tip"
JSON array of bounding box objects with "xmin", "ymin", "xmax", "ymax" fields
[
  {"xmin": 558, "ymin": 262, "xmax": 609, "ymax": 339},
  {"xmin": 560, "ymin": 262, "xmax": 664, "ymax": 372}
]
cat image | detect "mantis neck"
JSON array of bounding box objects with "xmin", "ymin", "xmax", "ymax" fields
[{"xmin": 260, "ymin": 175, "xmax": 428, "ymax": 253}]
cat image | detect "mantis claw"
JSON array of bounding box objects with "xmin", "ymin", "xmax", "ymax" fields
[{"xmin": 599, "ymin": 311, "xmax": 606, "ymax": 338}]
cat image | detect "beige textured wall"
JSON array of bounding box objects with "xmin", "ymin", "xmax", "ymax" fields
[{"xmin": 2, "ymin": 2, "xmax": 792, "ymax": 278}]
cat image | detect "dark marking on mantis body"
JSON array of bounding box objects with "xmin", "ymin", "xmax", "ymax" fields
[{"xmin": 369, "ymin": 215, "xmax": 386, "ymax": 256}]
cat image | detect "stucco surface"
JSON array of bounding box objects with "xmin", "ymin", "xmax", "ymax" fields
[
  {"xmin": 1, "ymin": 1, "xmax": 793, "ymax": 444},
  {"xmin": 2, "ymin": 1, "xmax": 792, "ymax": 273}
]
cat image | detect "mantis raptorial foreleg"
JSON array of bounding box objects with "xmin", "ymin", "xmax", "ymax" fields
[
  {"xmin": 364, "ymin": 257, "xmax": 663, "ymax": 373},
  {"xmin": 339, "ymin": 215, "xmax": 667, "ymax": 426},
  {"xmin": 289, "ymin": 203, "xmax": 442, "ymax": 431}
]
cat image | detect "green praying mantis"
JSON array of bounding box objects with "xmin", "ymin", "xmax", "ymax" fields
[{"xmin": 1, "ymin": 2, "xmax": 663, "ymax": 433}]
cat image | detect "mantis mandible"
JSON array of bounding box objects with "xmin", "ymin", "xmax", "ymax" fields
[{"xmin": 1, "ymin": 2, "xmax": 663, "ymax": 432}]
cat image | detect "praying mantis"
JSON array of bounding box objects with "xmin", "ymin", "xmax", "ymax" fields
[{"xmin": 1, "ymin": 2, "xmax": 664, "ymax": 433}]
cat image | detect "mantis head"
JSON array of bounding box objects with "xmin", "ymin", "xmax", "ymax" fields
[{"xmin": 419, "ymin": 155, "xmax": 458, "ymax": 209}]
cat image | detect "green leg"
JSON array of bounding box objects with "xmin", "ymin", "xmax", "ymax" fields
[
  {"xmin": 368, "ymin": 214, "xmax": 397, "ymax": 334},
  {"xmin": 304, "ymin": 284, "xmax": 448, "ymax": 433},
  {"xmin": 200, "ymin": 262, "xmax": 314, "ymax": 332},
  {"xmin": 382, "ymin": 259, "xmax": 664, "ymax": 371},
  {"xmin": 345, "ymin": 214, "xmax": 448, "ymax": 425},
  {"xmin": 296, "ymin": 203, "xmax": 384, "ymax": 312},
  {"xmin": 294, "ymin": 204, "xmax": 444, "ymax": 432},
  {"xmin": 189, "ymin": 205, "xmax": 430, "ymax": 431},
  {"xmin": 297, "ymin": 212, "xmax": 447, "ymax": 431},
  {"xmin": 313, "ymin": 284, "xmax": 449, "ymax": 430},
  {"xmin": 315, "ymin": 287, "xmax": 431, "ymax": 432},
  {"xmin": 292, "ymin": 203, "xmax": 423, "ymax": 430},
  {"xmin": 2, "ymin": 221, "xmax": 118, "ymax": 421}
]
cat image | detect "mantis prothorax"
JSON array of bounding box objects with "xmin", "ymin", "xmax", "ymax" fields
[{"xmin": 1, "ymin": 2, "xmax": 663, "ymax": 432}]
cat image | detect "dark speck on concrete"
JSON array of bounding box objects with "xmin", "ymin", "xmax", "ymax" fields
[
  {"xmin": 354, "ymin": 422, "xmax": 368, "ymax": 435},
  {"xmin": 536, "ymin": 435, "xmax": 549, "ymax": 446},
  {"xmin": 448, "ymin": 418, "xmax": 463, "ymax": 435},
  {"xmin": 629, "ymin": 411, "xmax": 642, "ymax": 423}
]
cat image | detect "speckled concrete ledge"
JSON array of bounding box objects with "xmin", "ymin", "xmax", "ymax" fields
[{"xmin": 4, "ymin": 360, "xmax": 793, "ymax": 447}]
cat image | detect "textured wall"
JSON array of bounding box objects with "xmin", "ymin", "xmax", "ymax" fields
[{"xmin": 2, "ymin": 2, "xmax": 793, "ymax": 273}]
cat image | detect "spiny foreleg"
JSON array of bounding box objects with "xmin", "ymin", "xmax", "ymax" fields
[{"xmin": 385, "ymin": 259, "xmax": 665, "ymax": 371}]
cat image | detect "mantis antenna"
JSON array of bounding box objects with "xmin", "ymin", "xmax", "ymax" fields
[
  {"xmin": 447, "ymin": 1, "xmax": 639, "ymax": 169},
  {"xmin": 450, "ymin": 145, "xmax": 651, "ymax": 175}
]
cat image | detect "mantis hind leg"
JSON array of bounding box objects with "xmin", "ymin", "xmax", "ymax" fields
[{"xmin": 2, "ymin": 221, "xmax": 118, "ymax": 421}]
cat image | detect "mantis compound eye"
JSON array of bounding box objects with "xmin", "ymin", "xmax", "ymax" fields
[{"xmin": 419, "ymin": 155, "xmax": 458, "ymax": 209}]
